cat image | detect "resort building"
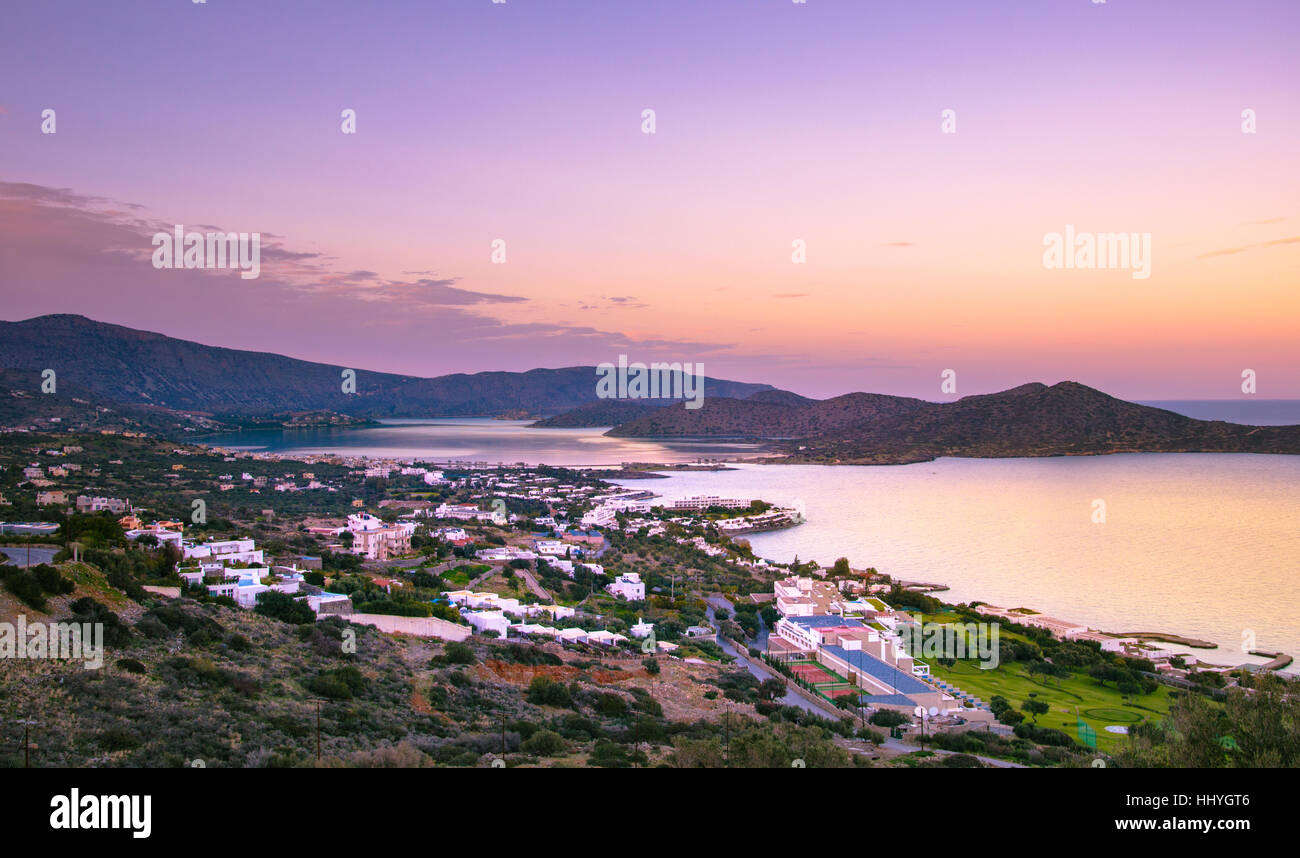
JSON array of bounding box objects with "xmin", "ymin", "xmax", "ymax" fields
[{"xmin": 666, "ymin": 496, "xmax": 752, "ymax": 512}]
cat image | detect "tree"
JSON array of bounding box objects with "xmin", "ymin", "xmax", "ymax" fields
[
  {"xmin": 868, "ymin": 709, "xmax": 908, "ymax": 728},
  {"xmin": 997, "ymin": 708, "xmax": 1025, "ymax": 727},
  {"xmin": 1022, "ymin": 699, "xmax": 1050, "ymax": 723},
  {"xmin": 1117, "ymin": 681, "xmax": 1143, "ymax": 699},
  {"xmin": 253, "ymin": 590, "xmax": 315, "ymax": 624}
]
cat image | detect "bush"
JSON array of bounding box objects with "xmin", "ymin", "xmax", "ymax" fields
[
  {"xmin": 941, "ymin": 753, "xmax": 983, "ymax": 768},
  {"xmin": 642, "ymin": 658, "xmax": 660, "ymax": 675},
  {"xmin": 868, "ymin": 710, "xmax": 908, "ymax": 728},
  {"xmin": 305, "ymin": 665, "xmax": 368, "ymax": 700},
  {"xmin": 441, "ymin": 642, "xmax": 476, "ymax": 665},
  {"xmin": 594, "ymin": 692, "xmax": 628, "ymax": 717},
  {"xmin": 521, "ymin": 729, "xmax": 566, "ymax": 756},
  {"xmin": 2, "ymin": 570, "xmax": 46, "ymax": 610},
  {"xmin": 67, "ymin": 598, "xmax": 132, "ymax": 646},
  {"xmin": 1013, "ymin": 723, "xmax": 1076, "ymax": 748},
  {"xmin": 116, "ymin": 658, "xmax": 147, "ymax": 675},
  {"xmin": 33, "ymin": 564, "xmax": 76, "ymax": 595},
  {"xmin": 254, "ymin": 590, "xmax": 317, "ymax": 624},
  {"xmin": 526, "ymin": 676, "xmax": 573, "ymax": 708},
  {"xmin": 997, "ymin": 709, "xmax": 1026, "ymax": 727},
  {"xmin": 98, "ymin": 727, "xmax": 142, "ymax": 752}
]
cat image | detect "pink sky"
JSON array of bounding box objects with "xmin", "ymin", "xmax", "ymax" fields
[{"xmin": 1, "ymin": 0, "xmax": 1297, "ymax": 399}]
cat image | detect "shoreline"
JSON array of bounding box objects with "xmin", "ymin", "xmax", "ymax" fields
[{"xmin": 187, "ymin": 441, "xmax": 1293, "ymax": 675}]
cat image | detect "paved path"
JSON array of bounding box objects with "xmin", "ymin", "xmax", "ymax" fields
[
  {"xmin": 514, "ymin": 566, "xmax": 553, "ymax": 602},
  {"xmin": 846, "ymin": 738, "xmax": 1026, "ymax": 768}
]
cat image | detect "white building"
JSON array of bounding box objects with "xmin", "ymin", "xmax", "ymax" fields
[
  {"xmin": 524, "ymin": 603, "xmax": 576, "ymax": 621},
  {"xmin": 534, "ymin": 540, "xmax": 569, "ymax": 557},
  {"xmin": 546, "ymin": 558, "xmax": 575, "ymax": 577},
  {"xmin": 435, "ymin": 502, "xmax": 505, "ymax": 525},
  {"xmin": 585, "ymin": 630, "xmax": 628, "ymax": 647},
  {"xmin": 466, "ymin": 610, "xmax": 511, "ymax": 637},
  {"xmin": 606, "ymin": 572, "xmax": 645, "ymax": 601},
  {"xmin": 667, "ymin": 496, "xmax": 751, "ymax": 512},
  {"xmin": 182, "ymin": 538, "xmax": 264, "ymax": 566},
  {"xmin": 125, "ymin": 528, "xmax": 184, "ymax": 549}
]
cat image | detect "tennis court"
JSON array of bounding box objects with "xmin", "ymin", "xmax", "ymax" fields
[
  {"xmin": 790, "ymin": 663, "xmax": 835, "ymax": 683},
  {"xmin": 788, "ymin": 661, "xmax": 860, "ymax": 701}
]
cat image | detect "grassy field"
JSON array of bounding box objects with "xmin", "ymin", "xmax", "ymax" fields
[
  {"xmin": 929, "ymin": 658, "xmax": 1173, "ymax": 753},
  {"xmin": 440, "ymin": 564, "xmax": 489, "ymax": 588},
  {"xmin": 919, "ymin": 614, "xmax": 1037, "ymax": 646}
]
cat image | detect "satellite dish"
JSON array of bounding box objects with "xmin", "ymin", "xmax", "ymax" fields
[
  {"xmin": 914, "ymin": 706, "xmax": 925, "ymax": 717},
  {"xmin": 928, "ymin": 707, "xmax": 939, "ymax": 717}
]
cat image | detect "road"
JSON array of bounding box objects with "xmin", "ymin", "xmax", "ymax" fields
[
  {"xmin": 704, "ymin": 596, "xmax": 832, "ymax": 719},
  {"xmin": 0, "ymin": 546, "xmax": 59, "ymax": 567},
  {"xmin": 704, "ymin": 595, "xmax": 1026, "ymax": 768}
]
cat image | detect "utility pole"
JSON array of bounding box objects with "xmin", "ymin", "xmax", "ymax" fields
[
  {"xmin": 308, "ymin": 698, "xmax": 325, "ymax": 762},
  {"xmin": 724, "ymin": 713, "xmax": 731, "ymax": 768},
  {"xmin": 13, "ymin": 719, "xmax": 38, "ymax": 768}
]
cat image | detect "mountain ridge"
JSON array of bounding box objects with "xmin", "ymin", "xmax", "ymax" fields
[
  {"xmin": 0, "ymin": 314, "xmax": 772, "ymax": 418},
  {"xmin": 600, "ymin": 380, "xmax": 1300, "ymax": 464}
]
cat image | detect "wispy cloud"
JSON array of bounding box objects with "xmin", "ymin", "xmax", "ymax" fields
[{"xmin": 0, "ymin": 180, "xmax": 742, "ymax": 376}]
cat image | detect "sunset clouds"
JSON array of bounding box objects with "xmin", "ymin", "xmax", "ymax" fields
[{"xmin": 1, "ymin": 0, "xmax": 1297, "ymax": 398}]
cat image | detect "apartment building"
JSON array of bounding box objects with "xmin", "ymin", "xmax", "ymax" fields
[{"xmin": 346, "ymin": 513, "xmax": 415, "ymax": 560}]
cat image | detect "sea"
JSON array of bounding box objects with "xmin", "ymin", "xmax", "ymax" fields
[{"xmin": 202, "ymin": 400, "xmax": 1300, "ymax": 668}]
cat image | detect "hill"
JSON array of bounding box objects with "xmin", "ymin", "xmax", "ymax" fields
[
  {"xmin": 528, "ymin": 400, "xmax": 668, "ymax": 428},
  {"xmin": 0, "ymin": 315, "xmax": 771, "ymax": 419},
  {"xmin": 606, "ymin": 391, "xmax": 930, "ymax": 439},
  {"xmin": 606, "ymin": 381, "xmax": 1300, "ymax": 463},
  {"xmin": 0, "ymin": 367, "xmax": 225, "ymax": 435}
]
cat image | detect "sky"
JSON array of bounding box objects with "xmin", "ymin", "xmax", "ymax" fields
[{"xmin": 1, "ymin": 0, "xmax": 1297, "ymax": 400}]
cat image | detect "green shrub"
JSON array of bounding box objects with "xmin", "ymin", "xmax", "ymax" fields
[
  {"xmin": 868, "ymin": 709, "xmax": 908, "ymax": 728},
  {"xmin": 526, "ymin": 676, "xmax": 573, "ymax": 708},
  {"xmin": 521, "ymin": 729, "xmax": 566, "ymax": 756}
]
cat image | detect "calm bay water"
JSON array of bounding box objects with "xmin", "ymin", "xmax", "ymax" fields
[
  {"xmin": 202, "ymin": 419, "xmax": 768, "ymax": 466},
  {"xmin": 204, "ymin": 405, "xmax": 1300, "ymax": 668},
  {"xmin": 612, "ymin": 455, "xmax": 1300, "ymax": 669}
]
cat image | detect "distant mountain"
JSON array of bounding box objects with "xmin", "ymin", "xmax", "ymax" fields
[
  {"xmin": 606, "ymin": 391, "xmax": 930, "ymax": 438},
  {"xmin": 606, "ymin": 381, "xmax": 1300, "ymax": 463},
  {"xmin": 744, "ymin": 389, "xmax": 818, "ymax": 408},
  {"xmin": 535, "ymin": 387, "xmax": 821, "ymax": 429},
  {"xmin": 0, "ymin": 315, "xmax": 772, "ymax": 419}
]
